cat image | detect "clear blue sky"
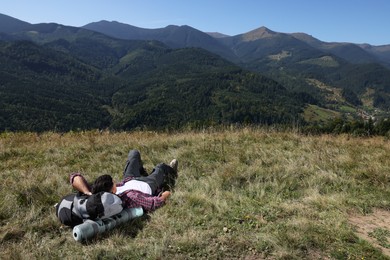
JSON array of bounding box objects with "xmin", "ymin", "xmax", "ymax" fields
[{"xmin": 2, "ymin": 0, "xmax": 389, "ymax": 45}]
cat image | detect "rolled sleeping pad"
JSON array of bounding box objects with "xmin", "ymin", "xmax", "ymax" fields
[{"xmin": 73, "ymin": 207, "xmax": 144, "ymax": 242}]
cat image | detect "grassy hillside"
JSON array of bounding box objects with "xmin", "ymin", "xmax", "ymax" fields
[{"xmin": 1, "ymin": 129, "xmax": 390, "ymax": 259}]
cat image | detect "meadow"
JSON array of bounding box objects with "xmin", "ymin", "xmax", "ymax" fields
[{"xmin": 1, "ymin": 128, "xmax": 390, "ymax": 259}]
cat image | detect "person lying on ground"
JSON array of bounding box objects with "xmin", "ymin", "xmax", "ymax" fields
[{"xmin": 70, "ymin": 149, "xmax": 178, "ymax": 212}]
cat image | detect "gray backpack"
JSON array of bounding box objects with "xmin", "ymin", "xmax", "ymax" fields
[{"xmin": 55, "ymin": 192, "xmax": 123, "ymax": 227}]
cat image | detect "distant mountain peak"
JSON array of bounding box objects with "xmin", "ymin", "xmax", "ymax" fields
[
  {"xmin": 241, "ymin": 26, "xmax": 277, "ymax": 41},
  {"xmin": 86, "ymin": 20, "xmax": 141, "ymax": 29}
]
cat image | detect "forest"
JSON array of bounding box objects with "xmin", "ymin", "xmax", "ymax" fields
[{"xmin": 1, "ymin": 21, "xmax": 390, "ymax": 135}]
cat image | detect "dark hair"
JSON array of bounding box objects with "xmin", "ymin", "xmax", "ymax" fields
[{"xmin": 91, "ymin": 174, "xmax": 114, "ymax": 194}]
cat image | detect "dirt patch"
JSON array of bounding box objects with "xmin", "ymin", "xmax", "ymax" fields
[{"xmin": 349, "ymin": 208, "xmax": 390, "ymax": 256}]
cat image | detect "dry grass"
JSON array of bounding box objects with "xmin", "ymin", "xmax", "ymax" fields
[{"xmin": 1, "ymin": 128, "xmax": 390, "ymax": 259}]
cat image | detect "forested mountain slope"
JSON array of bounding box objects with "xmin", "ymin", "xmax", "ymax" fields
[
  {"xmin": 0, "ymin": 24, "xmax": 306, "ymax": 131},
  {"xmin": 1, "ymin": 13, "xmax": 390, "ymax": 132}
]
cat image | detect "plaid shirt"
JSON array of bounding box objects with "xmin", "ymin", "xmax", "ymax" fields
[
  {"xmin": 116, "ymin": 177, "xmax": 165, "ymax": 211},
  {"xmin": 70, "ymin": 173, "xmax": 165, "ymax": 212}
]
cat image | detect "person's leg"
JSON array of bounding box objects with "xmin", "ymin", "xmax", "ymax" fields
[
  {"xmin": 123, "ymin": 150, "xmax": 145, "ymax": 179},
  {"xmin": 137, "ymin": 163, "xmax": 176, "ymax": 195}
]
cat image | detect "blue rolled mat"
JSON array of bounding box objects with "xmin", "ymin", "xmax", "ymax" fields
[{"xmin": 73, "ymin": 207, "xmax": 144, "ymax": 242}]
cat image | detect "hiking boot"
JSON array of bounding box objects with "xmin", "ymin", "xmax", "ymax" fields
[
  {"xmin": 164, "ymin": 159, "xmax": 178, "ymax": 191},
  {"xmin": 169, "ymin": 159, "xmax": 178, "ymax": 174}
]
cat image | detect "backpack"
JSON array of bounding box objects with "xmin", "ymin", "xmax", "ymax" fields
[{"xmin": 55, "ymin": 192, "xmax": 123, "ymax": 227}]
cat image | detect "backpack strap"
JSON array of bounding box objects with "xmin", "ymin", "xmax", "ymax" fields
[
  {"xmin": 72, "ymin": 194, "xmax": 90, "ymax": 219},
  {"xmin": 56, "ymin": 193, "xmax": 83, "ymax": 227},
  {"xmin": 85, "ymin": 192, "xmax": 104, "ymax": 219}
]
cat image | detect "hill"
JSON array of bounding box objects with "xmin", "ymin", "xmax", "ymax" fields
[
  {"xmin": 82, "ymin": 19, "xmax": 390, "ymax": 119},
  {"xmin": 1, "ymin": 129, "xmax": 390, "ymax": 258},
  {"xmin": 2, "ymin": 13, "xmax": 390, "ymax": 132},
  {"xmin": 0, "ymin": 13, "xmax": 31, "ymax": 33},
  {"xmin": 359, "ymin": 44, "xmax": 390, "ymax": 67},
  {"xmin": 291, "ymin": 32, "xmax": 381, "ymax": 65},
  {"xmin": 83, "ymin": 20, "xmax": 238, "ymax": 62},
  {"xmin": 83, "ymin": 20, "xmax": 390, "ymax": 67},
  {"xmin": 0, "ymin": 40, "xmax": 111, "ymax": 131},
  {"xmin": 0, "ymin": 23, "xmax": 306, "ymax": 132}
]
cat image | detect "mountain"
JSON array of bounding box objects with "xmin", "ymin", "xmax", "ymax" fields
[
  {"xmin": 7, "ymin": 14, "xmax": 388, "ymax": 69},
  {"xmin": 0, "ymin": 13, "xmax": 31, "ymax": 33},
  {"xmin": 217, "ymin": 27, "xmax": 323, "ymax": 64},
  {"xmin": 216, "ymin": 27, "xmax": 385, "ymax": 68},
  {"xmin": 291, "ymin": 32, "xmax": 382, "ymax": 65},
  {"xmin": 82, "ymin": 21, "xmax": 238, "ymax": 62},
  {"xmin": 108, "ymin": 47, "xmax": 305, "ymax": 129},
  {"xmin": 359, "ymin": 44, "xmax": 390, "ymax": 67},
  {"xmin": 0, "ymin": 21, "xmax": 306, "ymax": 131},
  {"xmin": 83, "ymin": 20, "xmax": 390, "ymax": 90},
  {"xmin": 209, "ymin": 26, "xmax": 390, "ymax": 117},
  {"xmin": 2, "ymin": 13, "xmax": 390, "ymax": 132},
  {"xmin": 0, "ymin": 40, "xmax": 111, "ymax": 131}
]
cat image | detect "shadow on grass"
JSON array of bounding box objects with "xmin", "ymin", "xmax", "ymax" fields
[{"xmin": 116, "ymin": 214, "xmax": 151, "ymax": 238}]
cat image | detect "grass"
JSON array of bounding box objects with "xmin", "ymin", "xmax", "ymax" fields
[
  {"xmin": 303, "ymin": 104, "xmax": 340, "ymax": 123},
  {"xmin": 299, "ymin": 56, "xmax": 340, "ymax": 68},
  {"xmin": 1, "ymin": 128, "xmax": 390, "ymax": 259},
  {"xmin": 369, "ymin": 228, "xmax": 390, "ymax": 249},
  {"xmin": 339, "ymin": 105, "xmax": 356, "ymax": 114}
]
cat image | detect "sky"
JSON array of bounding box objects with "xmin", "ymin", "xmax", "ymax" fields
[{"xmin": 2, "ymin": 0, "xmax": 389, "ymax": 46}]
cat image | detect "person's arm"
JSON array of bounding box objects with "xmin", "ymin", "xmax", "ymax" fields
[
  {"xmin": 69, "ymin": 173, "xmax": 92, "ymax": 195},
  {"xmin": 122, "ymin": 191, "xmax": 169, "ymax": 212}
]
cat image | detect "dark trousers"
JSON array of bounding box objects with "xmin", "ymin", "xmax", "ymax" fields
[{"xmin": 123, "ymin": 150, "xmax": 175, "ymax": 195}]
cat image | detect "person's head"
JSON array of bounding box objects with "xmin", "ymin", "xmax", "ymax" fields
[{"xmin": 91, "ymin": 174, "xmax": 116, "ymax": 194}]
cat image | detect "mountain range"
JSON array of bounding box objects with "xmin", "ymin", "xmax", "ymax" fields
[
  {"xmin": 83, "ymin": 20, "xmax": 390, "ymax": 67},
  {"xmin": 1, "ymin": 13, "xmax": 390, "ymax": 132}
]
